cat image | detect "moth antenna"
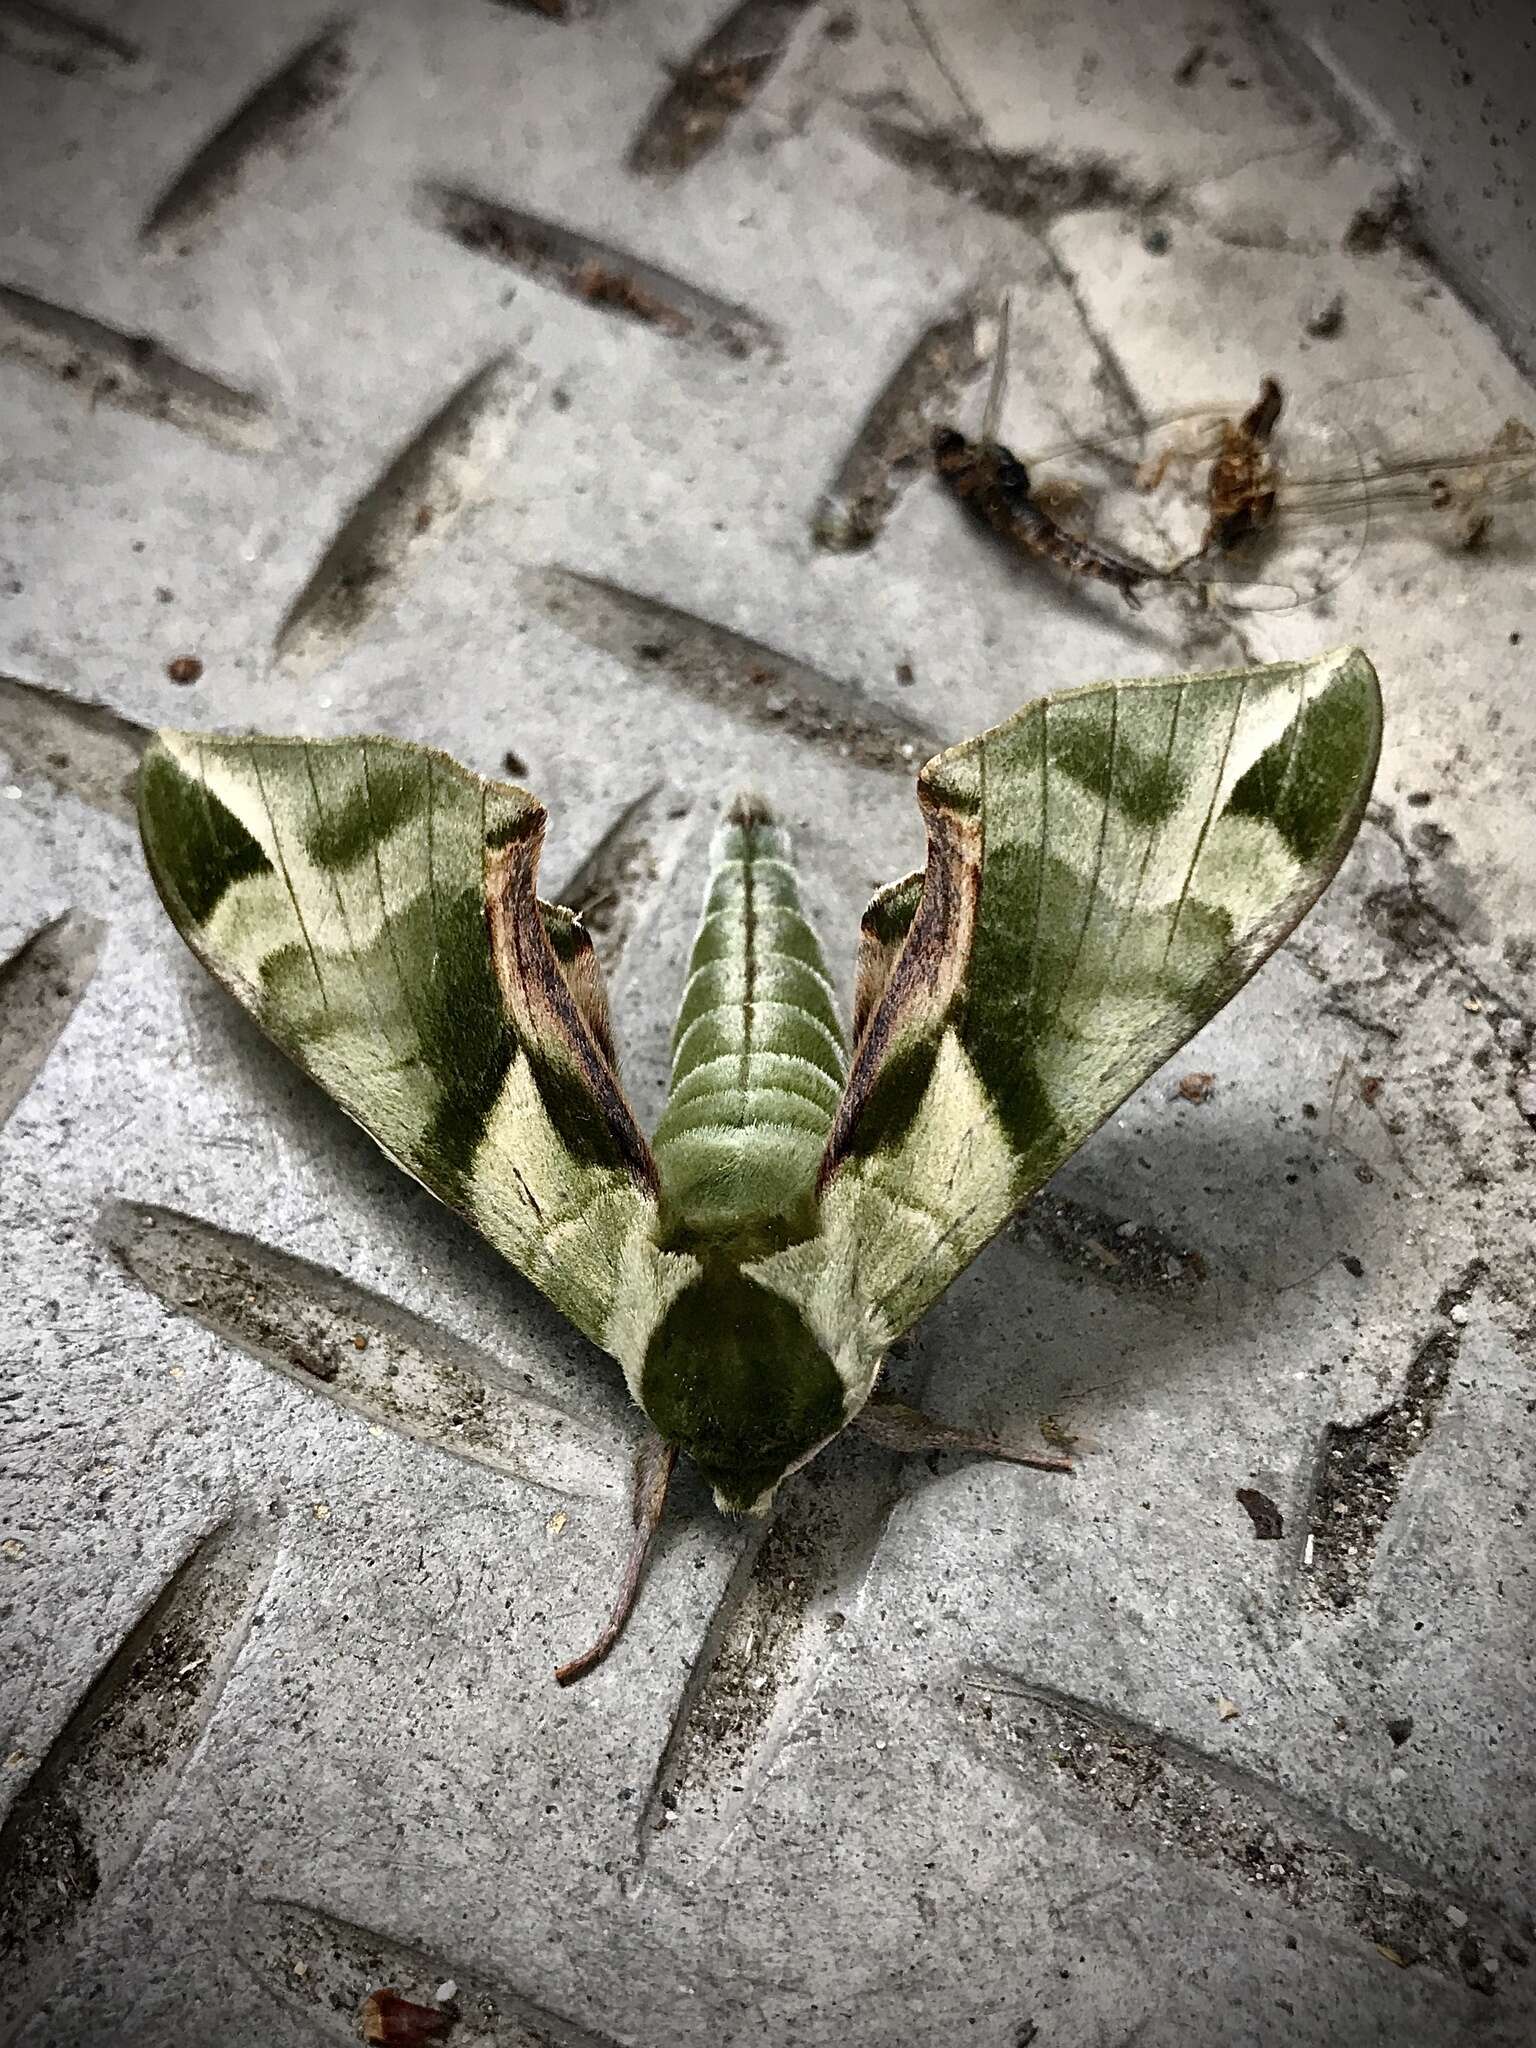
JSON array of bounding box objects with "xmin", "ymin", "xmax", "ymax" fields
[
  {"xmin": 901, "ymin": 0, "xmax": 1012, "ymax": 451},
  {"xmin": 980, "ymin": 290, "xmax": 1011, "ymax": 447},
  {"xmin": 554, "ymin": 1433, "xmax": 677, "ymax": 1687}
]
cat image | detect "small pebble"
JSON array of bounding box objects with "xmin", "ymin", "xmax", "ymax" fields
[
  {"xmin": 1446, "ymin": 1907, "xmax": 1469, "ymax": 1929},
  {"xmin": 166, "ymin": 655, "xmax": 203, "ymax": 684},
  {"xmin": 1449, "ymin": 1303, "xmax": 1470, "ymax": 1325},
  {"xmin": 435, "ymin": 1981, "xmax": 457, "ymax": 2004}
]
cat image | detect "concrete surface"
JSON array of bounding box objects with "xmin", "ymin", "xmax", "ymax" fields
[
  {"xmin": 0, "ymin": 2, "xmax": 1532, "ymax": 2043},
  {"xmin": 1271, "ymin": 0, "xmax": 1536, "ymax": 380}
]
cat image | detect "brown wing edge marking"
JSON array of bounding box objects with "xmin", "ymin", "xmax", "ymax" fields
[
  {"xmin": 539, "ymin": 902, "xmax": 620, "ymax": 1069},
  {"xmin": 485, "ymin": 807, "xmax": 659, "ymax": 1195},
  {"xmin": 851, "ymin": 870, "xmax": 924, "ymax": 1045},
  {"xmin": 817, "ymin": 769, "xmax": 982, "ymax": 1191}
]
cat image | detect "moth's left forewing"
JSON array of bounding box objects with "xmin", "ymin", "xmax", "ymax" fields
[
  {"xmin": 814, "ymin": 647, "xmax": 1382, "ymax": 1343},
  {"xmin": 139, "ymin": 731, "xmax": 672, "ymax": 1355}
]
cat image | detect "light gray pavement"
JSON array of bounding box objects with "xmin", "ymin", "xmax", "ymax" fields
[{"xmin": 0, "ymin": 3, "xmax": 1532, "ymax": 2043}]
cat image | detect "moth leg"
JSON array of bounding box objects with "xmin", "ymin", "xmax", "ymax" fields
[
  {"xmin": 554, "ymin": 1431, "xmax": 677, "ymax": 1687},
  {"xmin": 850, "ymin": 1394, "xmax": 1072, "ymax": 1475}
]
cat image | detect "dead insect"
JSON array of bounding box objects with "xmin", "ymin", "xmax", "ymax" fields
[
  {"xmin": 1022, "ymin": 401, "xmax": 1536, "ymax": 612},
  {"xmin": 933, "ymin": 299, "xmax": 1162, "ymax": 608},
  {"xmin": 1189, "ymin": 375, "xmax": 1284, "ymax": 557}
]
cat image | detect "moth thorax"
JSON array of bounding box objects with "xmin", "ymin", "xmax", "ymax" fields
[{"xmin": 639, "ymin": 1261, "xmax": 844, "ymax": 1516}]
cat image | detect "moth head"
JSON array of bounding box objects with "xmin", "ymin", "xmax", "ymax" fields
[{"xmin": 639, "ymin": 1261, "xmax": 847, "ymax": 1515}]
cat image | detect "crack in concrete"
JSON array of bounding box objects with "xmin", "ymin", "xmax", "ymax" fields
[
  {"xmin": 0, "ymin": 910, "xmax": 108, "ymax": 1130},
  {"xmin": 424, "ymin": 182, "xmax": 774, "ymax": 358},
  {"xmin": 960, "ymin": 1664, "xmax": 1521, "ymax": 1994},
  {"xmin": 101, "ymin": 1198, "xmax": 625, "ymax": 1504},
  {"xmin": 0, "ymin": 1512, "xmax": 280, "ymax": 2043},
  {"xmin": 273, "ymin": 355, "xmax": 529, "ymax": 673},
  {"xmin": 627, "ymin": 0, "xmax": 812, "ymax": 177},
  {"xmin": 1303, "ymin": 1263, "xmax": 1486, "ymax": 1613},
  {"xmin": 0, "ymin": 283, "xmax": 273, "ymax": 452},
  {"xmin": 140, "ymin": 19, "xmax": 353, "ymax": 250}
]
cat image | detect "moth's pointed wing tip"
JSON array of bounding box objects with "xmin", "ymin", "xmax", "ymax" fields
[
  {"xmin": 135, "ymin": 729, "xmax": 193, "ymax": 852},
  {"xmin": 1322, "ymin": 641, "xmax": 1381, "ymax": 692},
  {"xmin": 1319, "ymin": 640, "xmax": 1386, "ymax": 787}
]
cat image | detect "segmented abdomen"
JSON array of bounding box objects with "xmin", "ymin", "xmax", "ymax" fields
[{"xmin": 653, "ymin": 799, "xmax": 846, "ymax": 1244}]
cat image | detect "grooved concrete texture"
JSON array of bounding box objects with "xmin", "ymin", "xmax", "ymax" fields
[
  {"xmin": 1275, "ymin": 0, "xmax": 1536, "ymax": 380},
  {"xmin": 1, "ymin": 3, "xmax": 1532, "ymax": 2044}
]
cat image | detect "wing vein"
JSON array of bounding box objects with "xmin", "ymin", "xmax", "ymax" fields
[
  {"xmin": 301, "ymin": 742, "xmax": 406, "ymax": 1057},
  {"xmin": 362, "ymin": 738, "xmax": 431, "ymax": 1055},
  {"xmin": 248, "ymin": 742, "xmax": 329, "ymax": 1011},
  {"xmin": 1272, "ymin": 663, "xmax": 1310, "ymax": 817},
  {"xmin": 1111, "ymin": 677, "xmax": 1185, "ymax": 962},
  {"xmin": 1047, "ymin": 684, "xmax": 1117, "ymax": 1036},
  {"xmin": 1022, "ymin": 699, "xmax": 1050, "ymax": 1021},
  {"xmin": 1162, "ymin": 676, "xmax": 1246, "ymax": 963},
  {"xmin": 426, "ymin": 751, "xmax": 440, "ymax": 990}
]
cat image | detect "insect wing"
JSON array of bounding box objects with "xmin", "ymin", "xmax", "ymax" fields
[
  {"xmin": 1021, "ymin": 403, "xmax": 1368, "ymax": 611},
  {"xmin": 1024, "ymin": 407, "xmax": 1535, "ymax": 612}
]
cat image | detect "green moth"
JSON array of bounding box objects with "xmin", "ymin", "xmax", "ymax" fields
[{"xmin": 137, "ymin": 647, "xmax": 1381, "ymax": 1682}]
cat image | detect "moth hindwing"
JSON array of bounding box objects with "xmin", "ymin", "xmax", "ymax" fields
[{"xmin": 139, "ymin": 646, "xmax": 1380, "ymax": 1680}]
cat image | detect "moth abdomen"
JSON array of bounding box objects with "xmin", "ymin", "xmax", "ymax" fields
[{"xmin": 653, "ymin": 796, "xmax": 847, "ymax": 1248}]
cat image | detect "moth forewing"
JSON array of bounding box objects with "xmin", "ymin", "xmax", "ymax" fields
[{"xmin": 814, "ymin": 647, "xmax": 1383, "ymax": 1341}]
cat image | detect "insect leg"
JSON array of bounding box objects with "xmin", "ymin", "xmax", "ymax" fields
[
  {"xmin": 851, "ymin": 1392, "xmax": 1073, "ymax": 1474},
  {"xmin": 554, "ymin": 1431, "xmax": 677, "ymax": 1686}
]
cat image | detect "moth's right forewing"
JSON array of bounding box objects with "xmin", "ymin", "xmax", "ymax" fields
[{"xmin": 818, "ymin": 647, "xmax": 1383, "ymax": 1340}]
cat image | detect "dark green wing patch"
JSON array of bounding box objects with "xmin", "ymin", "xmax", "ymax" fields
[{"xmin": 139, "ymin": 743, "xmax": 272, "ymax": 926}]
